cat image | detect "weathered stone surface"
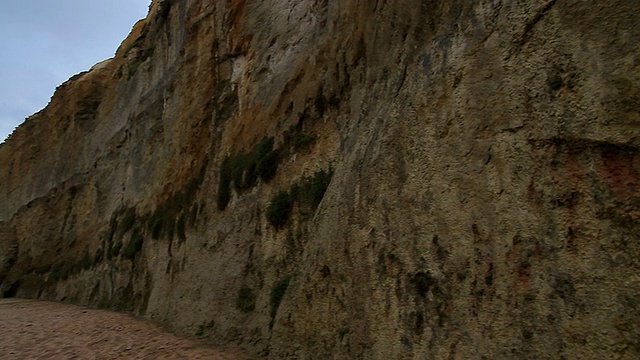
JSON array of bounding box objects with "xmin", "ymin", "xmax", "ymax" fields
[{"xmin": 1, "ymin": 0, "xmax": 639, "ymax": 358}]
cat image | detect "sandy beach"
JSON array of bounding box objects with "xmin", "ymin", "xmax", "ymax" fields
[{"xmin": 0, "ymin": 299, "xmax": 248, "ymax": 359}]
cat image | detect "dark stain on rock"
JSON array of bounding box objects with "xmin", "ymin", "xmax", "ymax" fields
[
  {"xmin": 553, "ymin": 275, "xmax": 575, "ymax": 302},
  {"xmin": 601, "ymin": 148, "xmax": 640, "ymax": 203},
  {"xmin": 485, "ymin": 262, "xmax": 494, "ymax": 287},
  {"xmin": 432, "ymin": 234, "xmax": 448, "ymax": 263},
  {"xmin": 410, "ymin": 271, "xmax": 436, "ymax": 299}
]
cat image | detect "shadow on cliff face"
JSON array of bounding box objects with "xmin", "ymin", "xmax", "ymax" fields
[{"xmin": 2, "ymin": 280, "xmax": 21, "ymax": 298}]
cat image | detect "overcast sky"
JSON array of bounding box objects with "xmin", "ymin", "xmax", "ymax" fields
[{"xmin": 0, "ymin": 0, "xmax": 151, "ymax": 143}]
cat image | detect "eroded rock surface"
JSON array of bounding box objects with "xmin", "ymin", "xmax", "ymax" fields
[{"xmin": 1, "ymin": 0, "xmax": 639, "ymax": 358}]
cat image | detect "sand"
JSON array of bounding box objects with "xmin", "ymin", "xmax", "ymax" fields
[{"xmin": 0, "ymin": 299, "xmax": 249, "ymax": 359}]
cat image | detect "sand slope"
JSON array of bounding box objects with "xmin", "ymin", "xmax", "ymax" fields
[{"xmin": 0, "ymin": 299, "xmax": 248, "ymax": 359}]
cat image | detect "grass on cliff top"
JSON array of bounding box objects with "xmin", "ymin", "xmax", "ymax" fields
[
  {"xmin": 118, "ymin": 207, "xmax": 137, "ymax": 236},
  {"xmin": 48, "ymin": 252, "xmax": 93, "ymax": 283},
  {"xmin": 266, "ymin": 191, "xmax": 293, "ymax": 229},
  {"xmin": 291, "ymin": 168, "xmax": 333, "ymax": 210},
  {"xmin": 236, "ymin": 285, "xmax": 256, "ymax": 313},
  {"xmin": 265, "ymin": 168, "xmax": 333, "ymax": 230},
  {"xmin": 270, "ymin": 274, "xmax": 293, "ymax": 321},
  {"xmin": 217, "ymin": 136, "xmax": 278, "ymax": 211},
  {"xmin": 123, "ymin": 229, "xmax": 144, "ymax": 260},
  {"xmin": 147, "ymin": 209, "xmax": 164, "ymax": 240}
]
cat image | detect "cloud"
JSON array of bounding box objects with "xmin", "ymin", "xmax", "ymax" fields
[{"xmin": 0, "ymin": 0, "xmax": 150, "ymax": 142}]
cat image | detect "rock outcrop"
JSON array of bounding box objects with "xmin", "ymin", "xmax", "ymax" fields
[{"xmin": 1, "ymin": 0, "xmax": 639, "ymax": 358}]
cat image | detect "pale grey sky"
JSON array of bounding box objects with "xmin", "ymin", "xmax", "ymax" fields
[{"xmin": 0, "ymin": 0, "xmax": 151, "ymax": 142}]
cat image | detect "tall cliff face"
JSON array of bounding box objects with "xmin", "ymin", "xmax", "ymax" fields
[{"xmin": 1, "ymin": 0, "xmax": 639, "ymax": 358}]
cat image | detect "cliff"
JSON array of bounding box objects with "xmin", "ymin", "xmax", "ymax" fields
[{"xmin": 1, "ymin": 0, "xmax": 639, "ymax": 358}]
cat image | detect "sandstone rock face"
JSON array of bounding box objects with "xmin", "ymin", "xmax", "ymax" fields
[{"xmin": 1, "ymin": 0, "xmax": 639, "ymax": 358}]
